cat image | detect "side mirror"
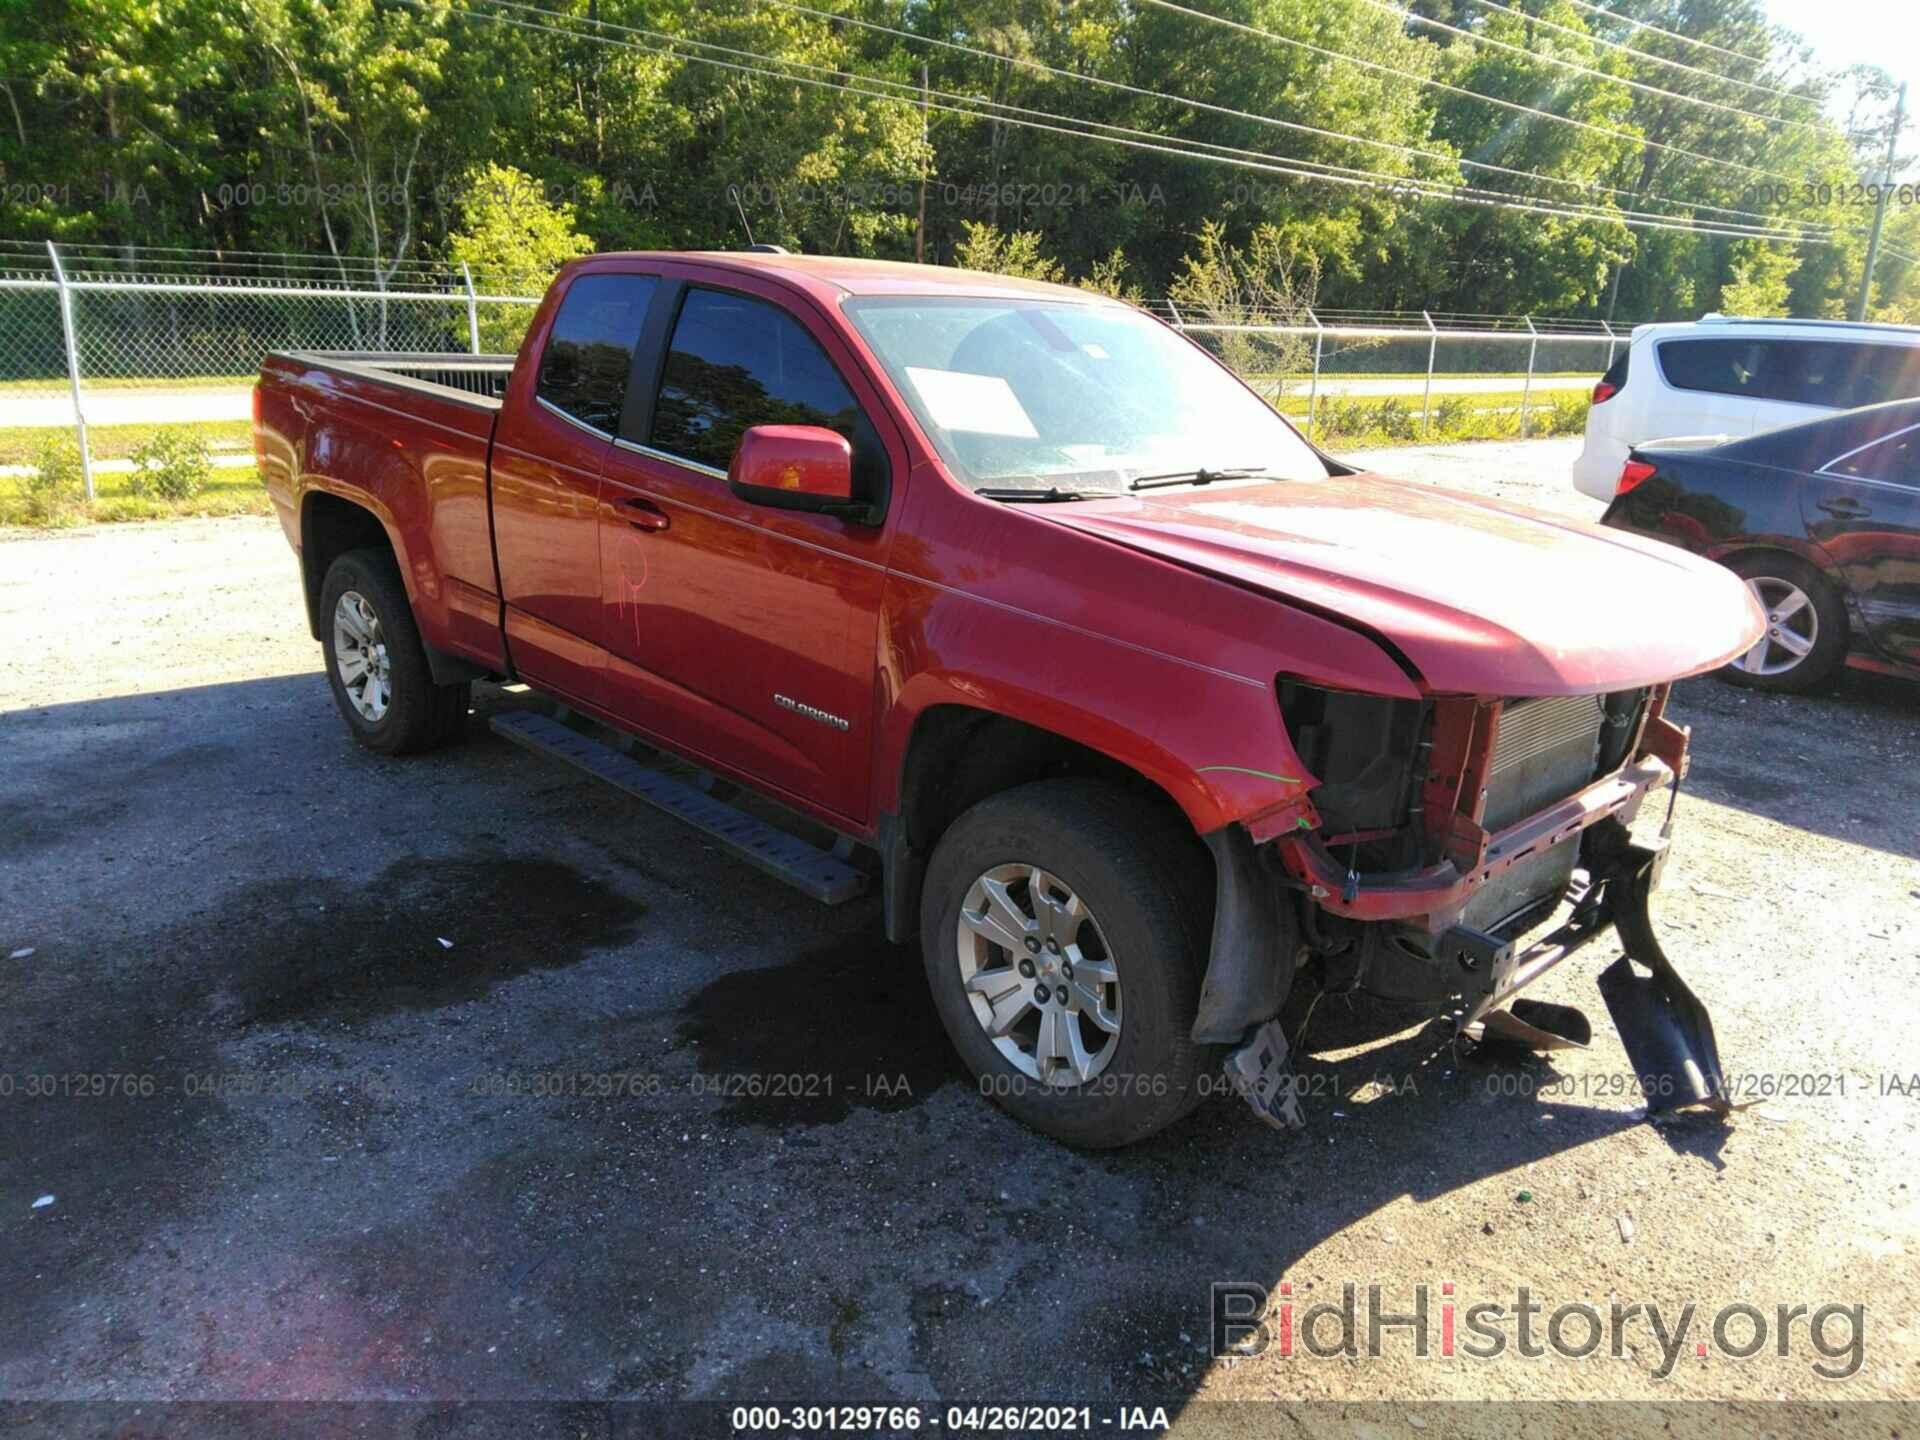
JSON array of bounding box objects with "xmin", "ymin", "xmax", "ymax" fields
[{"xmin": 728, "ymin": 424, "xmax": 875, "ymax": 523}]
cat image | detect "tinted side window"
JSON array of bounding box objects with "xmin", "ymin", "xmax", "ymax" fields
[
  {"xmin": 1656, "ymin": 338, "xmax": 1775, "ymax": 399},
  {"xmin": 650, "ymin": 289, "xmax": 863, "ymax": 471},
  {"xmin": 1763, "ymin": 341, "xmax": 1845, "ymax": 407},
  {"xmin": 1823, "ymin": 343, "xmax": 1920, "ymax": 408},
  {"xmin": 1660, "ymin": 337, "xmax": 1920, "ymax": 409},
  {"xmin": 1829, "ymin": 428, "xmax": 1920, "ymax": 486},
  {"xmin": 535, "ymin": 273, "xmax": 656, "ymax": 433}
]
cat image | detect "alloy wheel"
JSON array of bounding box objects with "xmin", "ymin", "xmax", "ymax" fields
[
  {"xmin": 333, "ymin": 589, "xmax": 393, "ymax": 722},
  {"xmin": 1734, "ymin": 576, "xmax": 1818, "ymax": 678},
  {"xmin": 955, "ymin": 863, "xmax": 1122, "ymax": 1086}
]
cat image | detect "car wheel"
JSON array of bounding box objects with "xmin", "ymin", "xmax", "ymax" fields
[
  {"xmin": 1720, "ymin": 553, "xmax": 1848, "ymax": 695},
  {"xmin": 319, "ymin": 548, "xmax": 470, "ymax": 755},
  {"xmin": 920, "ymin": 779, "xmax": 1216, "ymax": 1148}
]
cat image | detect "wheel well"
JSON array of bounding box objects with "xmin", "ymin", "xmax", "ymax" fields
[
  {"xmin": 300, "ymin": 493, "xmax": 393, "ymax": 639},
  {"xmin": 880, "ymin": 705, "xmax": 1204, "ymax": 942},
  {"xmin": 1718, "ymin": 542, "xmax": 1834, "ymax": 586}
]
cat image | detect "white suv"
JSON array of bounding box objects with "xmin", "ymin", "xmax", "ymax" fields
[{"xmin": 1571, "ymin": 315, "xmax": 1920, "ymax": 501}]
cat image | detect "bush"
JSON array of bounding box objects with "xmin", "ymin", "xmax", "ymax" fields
[
  {"xmin": 1317, "ymin": 395, "xmax": 1372, "ymax": 441},
  {"xmin": 1432, "ymin": 396, "xmax": 1471, "ymax": 436},
  {"xmin": 127, "ymin": 427, "xmax": 213, "ymax": 500},
  {"xmin": 1543, "ymin": 391, "xmax": 1591, "ymax": 436},
  {"xmin": 10, "ymin": 435, "xmax": 88, "ymax": 527},
  {"xmin": 1369, "ymin": 398, "xmax": 1418, "ymax": 441}
]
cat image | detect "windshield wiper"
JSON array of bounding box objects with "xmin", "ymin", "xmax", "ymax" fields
[
  {"xmin": 975, "ymin": 486, "xmax": 1120, "ymax": 503},
  {"xmin": 1127, "ymin": 466, "xmax": 1269, "ymax": 492}
]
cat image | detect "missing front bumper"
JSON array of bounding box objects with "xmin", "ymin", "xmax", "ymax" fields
[
  {"xmin": 1452, "ymin": 839, "xmax": 1734, "ymax": 1117},
  {"xmin": 1223, "ymin": 832, "xmax": 1736, "ymax": 1132}
]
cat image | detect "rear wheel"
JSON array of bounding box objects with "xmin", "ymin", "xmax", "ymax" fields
[
  {"xmin": 319, "ymin": 548, "xmax": 469, "ymax": 755},
  {"xmin": 920, "ymin": 779, "xmax": 1215, "ymax": 1148},
  {"xmin": 1720, "ymin": 552, "xmax": 1848, "ymax": 695}
]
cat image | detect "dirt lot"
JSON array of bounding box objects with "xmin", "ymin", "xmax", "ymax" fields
[{"xmin": 1, "ymin": 439, "xmax": 1917, "ymax": 1431}]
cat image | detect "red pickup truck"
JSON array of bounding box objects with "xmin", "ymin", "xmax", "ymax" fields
[{"xmin": 256, "ymin": 249, "xmax": 1764, "ymax": 1146}]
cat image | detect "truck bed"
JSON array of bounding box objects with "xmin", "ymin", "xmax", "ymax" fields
[{"xmin": 255, "ymin": 350, "xmax": 519, "ymax": 674}]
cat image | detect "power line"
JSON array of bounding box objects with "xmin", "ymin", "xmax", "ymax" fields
[
  {"xmin": 751, "ymin": 0, "xmax": 1848, "ymax": 238},
  {"xmin": 1553, "ymin": 0, "xmax": 1774, "ymax": 70},
  {"xmin": 461, "ymin": 0, "xmax": 1850, "ymax": 243},
  {"xmin": 1462, "ymin": 0, "xmax": 1826, "ymax": 113},
  {"xmin": 1352, "ymin": 0, "xmax": 1830, "ymax": 134},
  {"xmin": 427, "ymin": 0, "xmax": 1854, "ymax": 245},
  {"xmin": 4, "ymin": 240, "xmax": 464, "ymax": 278},
  {"xmin": 1137, "ymin": 0, "xmax": 1815, "ymax": 185}
]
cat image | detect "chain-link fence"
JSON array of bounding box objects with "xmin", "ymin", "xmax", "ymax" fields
[
  {"xmin": 3, "ymin": 240, "xmax": 1633, "ymax": 502},
  {"xmin": 0, "ymin": 242, "xmax": 539, "ymax": 498},
  {"xmin": 1151, "ymin": 302, "xmax": 1625, "ymax": 445}
]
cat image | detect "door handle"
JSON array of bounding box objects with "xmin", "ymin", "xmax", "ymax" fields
[
  {"xmin": 617, "ymin": 496, "xmax": 670, "ymax": 532},
  {"xmin": 1817, "ymin": 496, "xmax": 1870, "ymax": 518}
]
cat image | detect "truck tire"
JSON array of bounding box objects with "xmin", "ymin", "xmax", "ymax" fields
[
  {"xmin": 920, "ymin": 779, "xmax": 1216, "ymax": 1148},
  {"xmin": 1720, "ymin": 552, "xmax": 1848, "ymax": 694},
  {"xmin": 319, "ymin": 548, "xmax": 469, "ymax": 756}
]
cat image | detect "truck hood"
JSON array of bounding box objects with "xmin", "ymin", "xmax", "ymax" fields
[{"xmin": 1038, "ymin": 472, "xmax": 1766, "ymax": 696}]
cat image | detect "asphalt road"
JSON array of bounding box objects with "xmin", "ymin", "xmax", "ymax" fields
[
  {"xmin": 0, "ymin": 373, "xmax": 1595, "ymax": 430},
  {"xmin": 2, "ymin": 440, "xmax": 1917, "ymax": 1430},
  {"xmin": 1, "ymin": 386, "xmax": 259, "ymax": 429}
]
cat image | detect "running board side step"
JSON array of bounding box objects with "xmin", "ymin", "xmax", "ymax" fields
[{"xmin": 489, "ymin": 710, "xmax": 870, "ymax": 905}]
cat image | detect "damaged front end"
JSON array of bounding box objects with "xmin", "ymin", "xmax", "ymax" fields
[{"xmin": 1200, "ymin": 681, "xmax": 1734, "ymax": 1131}]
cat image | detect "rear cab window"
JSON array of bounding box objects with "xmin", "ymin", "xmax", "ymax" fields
[{"xmin": 535, "ymin": 273, "xmax": 658, "ymax": 435}]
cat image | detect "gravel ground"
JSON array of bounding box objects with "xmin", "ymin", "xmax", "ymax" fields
[{"xmin": 1, "ymin": 439, "xmax": 1917, "ymax": 1430}]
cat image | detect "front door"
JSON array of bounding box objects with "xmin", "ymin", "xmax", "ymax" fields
[
  {"xmin": 1811, "ymin": 423, "xmax": 1920, "ymax": 668},
  {"xmin": 595, "ymin": 279, "xmax": 900, "ymax": 824}
]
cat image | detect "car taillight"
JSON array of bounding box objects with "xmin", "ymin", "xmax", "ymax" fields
[
  {"xmin": 1617, "ymin": 459, "xmax": 1656, "ymax": 496},
  {"xmin": 1592, "ymin": 379, "xmax": 1619, "ymax": 404},
  {"xmin": 251, "ymin": 384, "xmax": 262, "ymax": 429}
]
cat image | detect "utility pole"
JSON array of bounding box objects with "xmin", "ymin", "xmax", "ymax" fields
[
  {"xmin": 915, "ymin": 63, "xmax": 930, "ymax": 264},
  {"xmin": 1856, "ymin": 80, "xmax": 1907, "ymax": 323}
]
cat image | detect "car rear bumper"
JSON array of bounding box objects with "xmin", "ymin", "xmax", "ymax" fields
[{"xmin": 1572, "ymin": 435, "xmax": 1627, "ymax": 502}]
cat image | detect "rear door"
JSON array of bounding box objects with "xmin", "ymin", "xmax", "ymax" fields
[
  {"xmin": 493, "ymin": 270, "xmax": 657, "ymax": 705},
  {"xmin": 1809, "ymin": 422, "xmax": 1920, "ymax": 668},
  {"xmin": 594, "ymin": 276, "xmax": 902, "ymax": 824}
]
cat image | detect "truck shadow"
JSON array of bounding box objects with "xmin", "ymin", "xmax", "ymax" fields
[
  {"xmin": 0, "ymin": 674, "xmax": 1757, "ymax": 1409},
  {"xmin": 661, "ymin": 914, "xmax": 1725, "ymax": 1408}
]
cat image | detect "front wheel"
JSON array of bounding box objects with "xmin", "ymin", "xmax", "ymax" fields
[
  {"xmin": 1720, "ymin": 552, "xmax": 1848, "ymax": 695},
  {"xmin": 920, "ymin": 779, "xmax": 1214, "ymax": 1148},
  {"xmin": 319, "ymin": 548, "xmax": 469, "ymax": 755}
]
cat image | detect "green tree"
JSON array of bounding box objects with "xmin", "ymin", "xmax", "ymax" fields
[
  {"xmin": 446, "ymin": 163, "xmax": 595, "ymax": 351},
  {"xmin": 1168, "ymin": 220, "xmax": 1317, "ymax": 392},
  {"xmin": 952, "ymin": 220, "xmax": 1066, "ymax": 280},
  {"xmin": 1717, "ymin": 240, "xmax": 1799, "ymax": 316}
]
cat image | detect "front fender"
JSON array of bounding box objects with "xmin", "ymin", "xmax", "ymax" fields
[{"xmin": 875, "ymin": 587, "xmax": 1337, "ymax": 837}]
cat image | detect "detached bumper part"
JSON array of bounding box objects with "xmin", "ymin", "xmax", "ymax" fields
[
  {"xmin": 1595, "ymin": 852, "xmax": 1734, "ymax": 1116},
  {"xmin": 1461, "ymin": 840, "xmax": 1734, "ymax": 1118},
  {"xmin": 1217, "ymin": 830, "xmax": 1734, "ymax": 1133},
  {"xmin": 1224, "ymin": 1018, "xmax": 1305, "ymax": 1131}
]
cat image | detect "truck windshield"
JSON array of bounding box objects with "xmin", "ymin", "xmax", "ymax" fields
[{"xmin": 843, "ymin": 296, "xmax": 1328, "ymax": 493}]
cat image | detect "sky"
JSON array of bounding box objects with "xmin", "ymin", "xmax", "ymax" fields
[{"xmin": 1766, "ymin": 0, "xmax": 1920, "ymax": 115}]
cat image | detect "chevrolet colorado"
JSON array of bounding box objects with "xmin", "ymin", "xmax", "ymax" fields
[{"xmin": 256, "ymin": 251, "xmax": 1765, "ymax": 1146}]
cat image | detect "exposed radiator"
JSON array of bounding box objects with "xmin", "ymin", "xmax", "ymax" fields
[
  {"xmin": 1482, "ymin": 694, "xmax": 1606, "ymax": 831},
  {"xmin": 1464, "ymin": 694, "xmax": 1607, "ymax": 935}
]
